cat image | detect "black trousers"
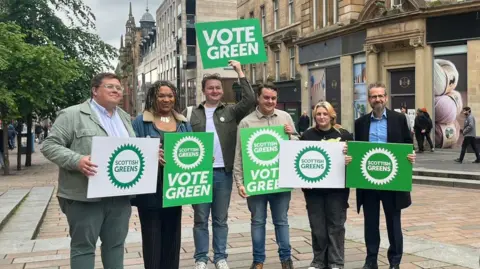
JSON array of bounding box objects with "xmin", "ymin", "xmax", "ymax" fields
[
  {"xmin": 304, "ymin": 191, "xmax": 348, "ymax": 268},
  {"xmin": 362, "ymin": 190, "xmax": 403, "ymax": 266},
  {"xmin": 459, "ymin": 136, "xmax": 480, "ymax": 161},
  {"xmin": 138, "ymin": 206, "xmax": 182, "ymax": 269},
  {"xmin": 415, "ymin": 131, "xmax": 433, "ymax": 151}
]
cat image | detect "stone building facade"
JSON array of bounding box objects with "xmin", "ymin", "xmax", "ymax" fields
[
  {"xmin": 157, "ymin": 0, "xmax": 240, "ymax": 110},
  {"xmin": 238, "ymin": 0, "xmax": 480, "ymax": 148},
  {"xmin": 238, "ymin": 0, "xmax": 304, "ymax": 126}
]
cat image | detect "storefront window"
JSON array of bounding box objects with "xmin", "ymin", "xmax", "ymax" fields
[
  {"xmin": 309, "ymin": 68, "xmax": 326, "ymax": 114},
  {"xmin": 353, "ymin": 62, "xmax": 367, "ymax": 120},
  {"xmin": 433, "ymin": 53, "xmax": 467, "ymax": 149}
]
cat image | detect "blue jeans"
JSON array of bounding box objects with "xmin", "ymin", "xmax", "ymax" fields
[
  {"xmin": 247, "ymin": 191, "xmax": 292, "ymax": 263},
  {"xmin": 193, "ymin": 169, "xmax": 233, "ymax": 263}
]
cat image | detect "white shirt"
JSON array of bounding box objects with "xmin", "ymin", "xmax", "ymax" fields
[
  {"xmin": 89, "ymin": 99, "xmax": 129, "ymax": 138},
  {"xmin": 205, "ymin": 107, "xmax": 225, "ymax": 168}
]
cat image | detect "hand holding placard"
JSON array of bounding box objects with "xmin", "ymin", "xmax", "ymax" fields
[{"xmin": 195, "ymin": 19, "xmax": 267, "ymax": 69}]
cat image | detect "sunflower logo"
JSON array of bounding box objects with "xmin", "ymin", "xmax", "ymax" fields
[
  {"xmin": 294, "ymin": 146, "xmax": 331, "ymax": 183},
  {"xmin": 107, "ymin": 144, "xmax": 145, "ymax": 189}
]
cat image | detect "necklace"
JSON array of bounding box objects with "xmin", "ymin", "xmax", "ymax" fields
[{"xmin": 159, "ymin": 116, "xmax": 171, "ymax": 123}]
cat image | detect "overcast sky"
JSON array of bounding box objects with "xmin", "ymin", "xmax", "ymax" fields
[{"xmin": 79, "ymin": 0, "xmax": 163, "ymax": 70}]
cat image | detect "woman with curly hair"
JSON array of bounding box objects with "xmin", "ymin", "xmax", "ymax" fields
[{"xmin": 131, "ymin": 80, "xmax": 192, "ymax": 269}]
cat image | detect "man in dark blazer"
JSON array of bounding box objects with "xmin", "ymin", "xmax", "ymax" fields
[{"xmin": 354, "ymin": 82, "xmax": 415, "ymax": 269}]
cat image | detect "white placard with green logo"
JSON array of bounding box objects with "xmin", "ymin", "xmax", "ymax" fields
[
  {"xmin": 163, "ymin": 132, "xmax": 214, "ymax": 208},
  {"xmin": 278, "ymin": 140, "xmax": 346, "ymax": 188},
  {"xmin": 87, "ymin": 137, "xmax": 160, "ymax": 198},
  {"xmin": 240, "ymin": 126, "xmax": 290, "ymax": 196}
]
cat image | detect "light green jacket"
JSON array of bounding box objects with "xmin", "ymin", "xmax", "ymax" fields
[{"xmin": 41, "ymin": 100, "xmax": 136, "ymax": 202}]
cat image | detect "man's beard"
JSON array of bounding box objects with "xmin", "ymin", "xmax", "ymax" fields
[{"xmin": 371, "ymin": 103, "xmax": 384, "ymax": 112}]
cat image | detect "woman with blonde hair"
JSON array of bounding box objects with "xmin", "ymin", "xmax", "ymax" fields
[{"xmin": 301, "ymin": 101, "xmax": 353, "ymax": 269}]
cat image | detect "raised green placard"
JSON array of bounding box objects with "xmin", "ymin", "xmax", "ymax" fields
[
  {"xmin": 195, "ymin": 18, "xmax": 267, "ymax": 69},
  {"xmin": 240, "ymin": 126, "xmax": 291, "ymax": 196},
  {"xmin": 346, "ymin": 141, "xmax": 413, "ymax": 191},
  {"xmin": 163, "ymin": 133, "xmax": 214, "ymax": 207}
]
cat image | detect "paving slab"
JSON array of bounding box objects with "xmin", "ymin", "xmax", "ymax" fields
[
  {"xmin": 0, "ymin": 186, "xmax": 54, "ymax": 242},
  {"xmin": 0, "ymin": 189, "xmax": 30, "ymax": 228}
]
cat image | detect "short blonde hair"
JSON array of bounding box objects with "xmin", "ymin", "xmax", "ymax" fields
[{"xmin": 313, "ymin": 101, "xmax": 337, "ymax": 126}]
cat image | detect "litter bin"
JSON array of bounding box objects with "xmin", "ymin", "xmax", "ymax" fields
[{"xmin": 19, "ymin": 133, "xmax": 34, "ymax": 154}]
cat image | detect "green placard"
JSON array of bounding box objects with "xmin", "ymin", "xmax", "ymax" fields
[
  {"xmin": 240, "ymin": 126, "xmax": 291, "ymax": 196},
  {"xmin": 346, "ymin": 141, "xmax": 413, "ymax": 191},
  {"xmin": 163, "ymin": 133, "xmax": 214, "ymax": 207},
  {"xmin": 195, "ymin": 18, "xmax": 267, "ymax": 69}
]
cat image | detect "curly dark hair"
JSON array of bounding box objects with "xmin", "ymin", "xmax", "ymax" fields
[{"xmin": 144, "ymin": 80, "xmax": 179, "ymax": 113}]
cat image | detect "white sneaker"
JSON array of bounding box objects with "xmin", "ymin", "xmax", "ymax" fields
[
  {"xmin": 215, "ymin": 259, "xmax": 230, "ymax": 269},
  {"xmin": 307, "ymin": 267, "xmax": 319, "ymax": 269},
  {"xmin": 195, "ymin": 261, "xmax": 208, "ymax": 269}
]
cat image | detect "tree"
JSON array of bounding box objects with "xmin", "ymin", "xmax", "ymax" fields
[
  {"xmin": 0, "ymin": 0, "xmax": 117, "ymax": 169},
  {"xmin": 0, "ymin": 22, "xmax": 79, "ymax": 174}
]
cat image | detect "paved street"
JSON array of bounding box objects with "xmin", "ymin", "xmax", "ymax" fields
[{"xmin": 0, "ymin": 149, "xmax": 479, "ymax": 268}]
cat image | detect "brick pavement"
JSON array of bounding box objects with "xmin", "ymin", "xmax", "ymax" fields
[
  {"xmin": 1, "ymin": 150, "xmax": 479, "ymax": 268},
  {"xmin": 0, "ymin": 230, "xmax": 465, "ymax": 269},
  {"xmin": 35, "ymin": 176, "xmax": 480, "ymax": 249}
]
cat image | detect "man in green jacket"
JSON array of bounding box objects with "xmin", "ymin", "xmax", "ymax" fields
[
  {"xmin": 41, "ymin": 73, "xmax": 136, "ymax": 269},
  {"xmin": 186, "ymin": 60, "xmax": 256, "ymax": 269}
]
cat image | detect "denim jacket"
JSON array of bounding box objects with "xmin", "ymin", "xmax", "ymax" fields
[{"xmin": 131, "ymin": 110, "xmax": 192, "ymax": 209}]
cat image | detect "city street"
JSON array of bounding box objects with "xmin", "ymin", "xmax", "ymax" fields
[{"xmin": 0, "ymin": 149, "xmax": 479, "ymax": 268}]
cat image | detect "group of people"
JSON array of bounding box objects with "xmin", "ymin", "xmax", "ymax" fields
[{"xmin": 41, "ymin": 59, "xmax": 416, "ymax": 269}]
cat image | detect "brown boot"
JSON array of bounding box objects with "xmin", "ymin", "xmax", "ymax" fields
[
  {"xmin": 249, "ymin": 262, "xmax": 263, "ymax": 269},
  {"xmin": 281, "ymin": 258, "xmax": 294, "ymax": 269}
]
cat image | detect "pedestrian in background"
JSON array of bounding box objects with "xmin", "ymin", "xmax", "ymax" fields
[
  {"xmin": 455, "ymin": 107, "xmax": 480, "ymax": 163},
  {"xmin": 414, "ymin": 109, "xmax": 434, "ymax": 153},
  {"xmin": 298, "ymin": 110, "xmax": 311, "ymax": 135}
]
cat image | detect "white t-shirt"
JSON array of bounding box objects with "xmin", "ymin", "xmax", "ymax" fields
[{"xmin": 205, "ymin": 107, "xmax": 225, "ymax": 168}]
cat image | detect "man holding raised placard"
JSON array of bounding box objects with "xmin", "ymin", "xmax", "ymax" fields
[
  {"xmin": 234, "ymin": 84, "xmax": 297, "ymax": 269},
  {"xmin": 354, "ymin": 83, "xmax": 415, "ymax": 269},
  {"xmin": 185, "ymin": 60, "xmax": 255, "ymax": 269},
  {"xmin": 41, "ymin": 73, "xmax": 136, "ymax": 269}
]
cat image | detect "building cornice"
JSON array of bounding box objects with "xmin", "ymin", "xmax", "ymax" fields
[
  {"xmin": 263, "ymin": 22, "xmax": 302, "ymax": 38},
  {"xmin": 295, "ymin": 1, "xmax": 480, "ymax": 48},
  {"xmin": 295, "ymin": 23, "xmax": 364, "ymax": 47},
  {"xmin": 422, "ymin": 1, "xmax": 480, "ymax": 17}
]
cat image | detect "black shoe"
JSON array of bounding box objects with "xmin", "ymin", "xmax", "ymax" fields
[
  {"xmin": 454, "ymin": 158, "xmax": 462, "ymax": 163},
  {"xmin": 473, "ymin": 160, "xmax": 480, "ymax": 163},
  {"xmin": 389, "ymin": 265, "xmax": 400, "ymax": 269},
  {"xmin": 362, "ymin": 263, "xmax": 378, "ymax": 269}
]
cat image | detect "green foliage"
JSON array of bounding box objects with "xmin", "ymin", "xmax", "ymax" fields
[
  {"xmin": 0, "ymin": 22, "xmax": 79, "ymax": 120},
  {"xmin": 0, "ymin": 0, "xmax": 118, "ymax": 120}
]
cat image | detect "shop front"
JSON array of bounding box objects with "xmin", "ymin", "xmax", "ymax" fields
[
  {"xmin": 299, "ymin": 37, "xmax": 342, "ymax": 124},
  {"xmin": 298, "ymin": 30, "xmax": 367, "ymax": 129},
  {"xmin": 273, "ymin": 79, "xmax": 302, "ymax": 127},
  {"xmin": 426, "ymin": 11, "xmax": 480, "ymax": 149}
]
